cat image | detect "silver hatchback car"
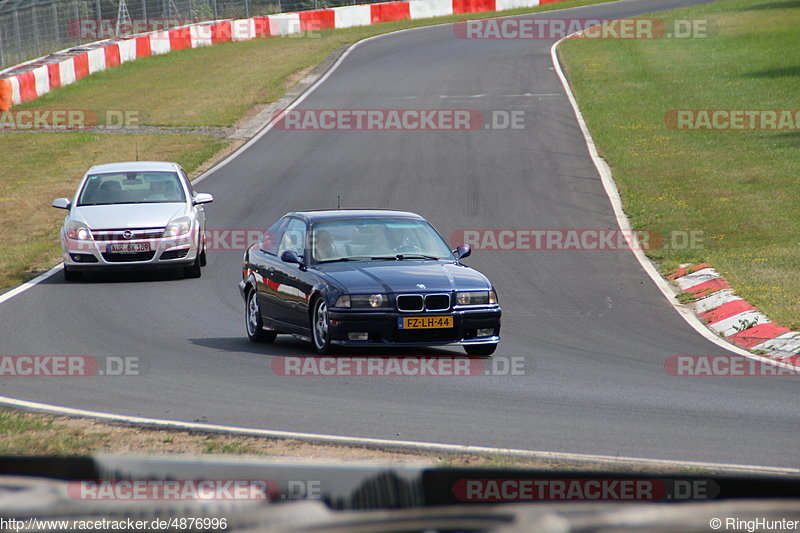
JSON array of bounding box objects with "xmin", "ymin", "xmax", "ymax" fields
[{"xmin": 52, "ymin": 161, "xmax": 213, "ymax": 281}]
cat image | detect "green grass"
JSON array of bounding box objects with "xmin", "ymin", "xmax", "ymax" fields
[
  {"xmin": 0, "ymin": 133, "xmax": 224, "ymax": 289},
  {"xmin": 0, "ymin": 410, "xmax": 54, "ymax": 433},
  {"xmin": 203, "ymin": 440, "xmax": 258, "ymax": 454},
  {"xmin": 16, "ymin": 0, "xmax": 615, "ymax": 128},
  {"xmin": 0, "ymin": 410, "xmax": 108, "ymax": 455},
  {"xmin": 559, "ymin": 0, "xmax": 800, "ymax": 329},
  {"xmin": 0, "ymin": 0, "xmax": 616, "ymax": 292}
]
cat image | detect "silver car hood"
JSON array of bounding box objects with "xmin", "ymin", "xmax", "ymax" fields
[{"xmin": 71, "ymin": 203, "xmax": 187, "ymax": 230}]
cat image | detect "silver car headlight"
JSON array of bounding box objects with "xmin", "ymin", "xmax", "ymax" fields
[
  {"xmin": 456, "ymin": 290, "xmax": 496, "ymax": 306},
  {"xmin": 163, "ymin": 216, "xmax": 192, "ymax": 238},
  {"xmin": 65, "ymin": 220, "xmax": 92, "ymax": 241}
]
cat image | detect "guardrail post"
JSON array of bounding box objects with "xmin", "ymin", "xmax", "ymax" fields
[
  {"xmin": 12, "ymin": 10, "xmax": 23, "ymax": 65},
  {"xmin": 52, "ymin": 3, "xmax": 62, "ymax": 51}
]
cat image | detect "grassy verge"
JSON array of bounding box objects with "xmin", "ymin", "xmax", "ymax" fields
[
  {"xmin": 559, "ymin": 0, "xmax": 800, "ymax": 328},
  {"xmin": 0, "ymin": 408, "xmax": 723, "ymax": 473},
  {"xmin": 0, "ymin": 408, "xmax": 544, "ymax": 467},
  {"xmin": 0, "ymin": 0, "xmax": 616, "ymax": 293},
  {"xmin": 0, "ymin": 133, "xmax": 224, "ymax": 289},
  {"xmin": 18, "ymin": 0, "xmax": 615, "ymax": 128}
]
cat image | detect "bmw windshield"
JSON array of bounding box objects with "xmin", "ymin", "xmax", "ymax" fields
[{"xmin": 311, "ymin": 218, "xmax": 455, "ymax": 263}]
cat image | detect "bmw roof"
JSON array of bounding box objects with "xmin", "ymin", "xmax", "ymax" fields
[{"xmin": 285, "ymin": 210, "xmax": 426, "ymax": 223}]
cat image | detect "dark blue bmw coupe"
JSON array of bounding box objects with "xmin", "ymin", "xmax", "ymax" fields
[{"xmin": 239, "ymin": 210, "xmax": 501, "ymax": 355}]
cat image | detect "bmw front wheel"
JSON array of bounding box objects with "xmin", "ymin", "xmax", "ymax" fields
[{"xmin": 311, "ymin": 298, "xmax": 334, "ymax": 355}]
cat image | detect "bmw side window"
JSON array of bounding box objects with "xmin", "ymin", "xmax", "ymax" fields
[
  {"xmin": 260, "ymin": 218, "xmax": 288, "ymax": 255},
  {"xmin": 278, "ymin": 219, "xmax": 307, "ymax": 259}
]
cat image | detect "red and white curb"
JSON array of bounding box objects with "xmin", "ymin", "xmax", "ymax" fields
[
  {"xmin": 669, "ymin": 264, "xmax": 800, "ymax": 365},
  {"xmin": 551, "ymin": 33, "xmax": 800, "ymax": 372},
  {"xmin": 0, "ymin": 0, "xmax": 575, "ymax": 107}
]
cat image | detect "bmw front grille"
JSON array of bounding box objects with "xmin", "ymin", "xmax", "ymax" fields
[{"xmin": 396, "ymin": 293, "xmax": 451, "ymax": 312}]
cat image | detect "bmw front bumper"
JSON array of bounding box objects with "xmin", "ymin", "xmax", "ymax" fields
[{"xmin": 326, "ymin": 306, "xmax": 501, "ymax": 347}]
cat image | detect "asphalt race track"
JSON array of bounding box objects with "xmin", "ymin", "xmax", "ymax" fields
[{"xmin": 1, "ymin": 0, "xmax": 797, "ymax": 468}]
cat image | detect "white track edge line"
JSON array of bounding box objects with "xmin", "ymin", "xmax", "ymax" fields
[
  {"xmin": 2, "ymin": 395, "xmax": 798, "ymax": 474},
  {"xmin": 550, "ymin": 36, "xmax": 800, "ymax": 373},
  {"xmin": 2, "ymin": 1, "xmax": 798, "ymax": 467},
  {"xmin": 0, "ymin": 264, "xmax": 63, "ymax": 305},
  {"xmin": 0, "ymin": 0, "xmax": 634, "ymax": 304}
]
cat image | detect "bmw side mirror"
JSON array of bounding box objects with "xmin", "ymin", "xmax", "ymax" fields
[
  {"xmin": 281, "ymin": 250, "xmax": 304, "ymax": 266},
  {"xmin": 52, "ymin": 198, "xmax": 71, "ymax": 209},
  {"xmin": 453, "ymin": 244, "xmax": 471, "ymax": 260},
  {"xmin": 193, "ymin": 193, "xmax": 214, "ymax": 205}
]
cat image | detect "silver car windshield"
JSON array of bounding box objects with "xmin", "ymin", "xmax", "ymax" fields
[
  {"xmin": 77, "ymin": 171, "xmax": 186, "ymax": 206},
  {"xmin": 312, "ymin": 218, "xmax": 454, "ymax": 262}
]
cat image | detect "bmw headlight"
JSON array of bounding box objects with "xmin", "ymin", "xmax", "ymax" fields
[
  {"xmin": 164, "ymin": 216, "xmax": 192, "ymax": 238},
  {"xmin": 456, "ymin": 290, "xmax": 496, "ymax": 306},
  {"xmin": 66, "ymin": 220, "xmax": 92, "ymax": 241},
  {"xmin": 334, "ymin": 294, "xmax": 389, "ymax": 309}
]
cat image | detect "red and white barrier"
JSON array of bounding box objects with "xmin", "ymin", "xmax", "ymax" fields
[
  {"xmin": 334, "ymin": 5, "xmax": 373, "ymax": 29},
  {"xmin": 232, "ymin": 19, "xmax": 257, "ymax": 41},
  {"xmin": 87, "ymin": 47, "xmax": 107, "ymax": 74},
  {"xmin": 150, "ymin": 30, "xmax": 172, "ymax": 55},
  {"xmin": 496, "ymin": 0, "xmax": 539, "ymax": 10},
  {"xmin": 300, "ymin": 10, "xmax": 336, "ymax": 31},
  {"xmin": 371, "ymin": 2, "xmax": 411, "ymax": 23},
  {"xmin": 3, "ymin": 0, "xmax": 575, "ymax": 105},
  {"xmin": 269, "ymin": 13, "xmax": 302, "ymax": 36},
  {"xmin": 118, "ymin": 38, "xmax": 139, "ymax": 62},
  {"xmin": 190, "ymin": 24, "xmax": 214, "ymax": 48},
  {"xmin": 409, "ymin": 0, "xmax": 454, "ymax": 19}
]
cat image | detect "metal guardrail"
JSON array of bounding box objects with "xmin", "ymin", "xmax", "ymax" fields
[{"xmin": 0, "ymin": 0, "xmax": 375, "ymax": 72}]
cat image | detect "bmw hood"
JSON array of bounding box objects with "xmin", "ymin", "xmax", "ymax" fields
[
  {"xmin": 71, "ymin": 203, "xmax": 187, "ymax": 230},
  {"xmin": 319, "ymin": 261, "xmax": 491, "ymax": 294}
]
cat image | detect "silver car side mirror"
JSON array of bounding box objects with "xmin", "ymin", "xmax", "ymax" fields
[{"xmin": 193, "ymin": 193, "xmax": 214, "ymax": 205}]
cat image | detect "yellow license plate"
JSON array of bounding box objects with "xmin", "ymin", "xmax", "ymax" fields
[{"xmin": 400, "ymin": 316, "xmax": 454, "ymax": 329}]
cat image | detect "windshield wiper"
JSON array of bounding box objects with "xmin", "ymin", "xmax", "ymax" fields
[
  {"xmin": 394, "ymin": 254, "xmax": 441, "ymax": 260},
  {"xmin": 317, "ymin": 256, "xmax": 372, "ymax": 263},
  {"xmin": 366, "ymin": 254, "xmax": 442, "ymax": 261},
  {"xmin": 320, "ymin": 255, "xmax": 443, "ymax": 262}
]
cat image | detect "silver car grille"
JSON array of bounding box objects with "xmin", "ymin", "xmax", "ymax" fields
[{"xmin": 91, "ymin": 228, "xmax": 165, "ymax": 241}]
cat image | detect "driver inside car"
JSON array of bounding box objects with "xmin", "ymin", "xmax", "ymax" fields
[{"xmin": 313, "ymin": 229, "xmax": 337, "ymax": 261}]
